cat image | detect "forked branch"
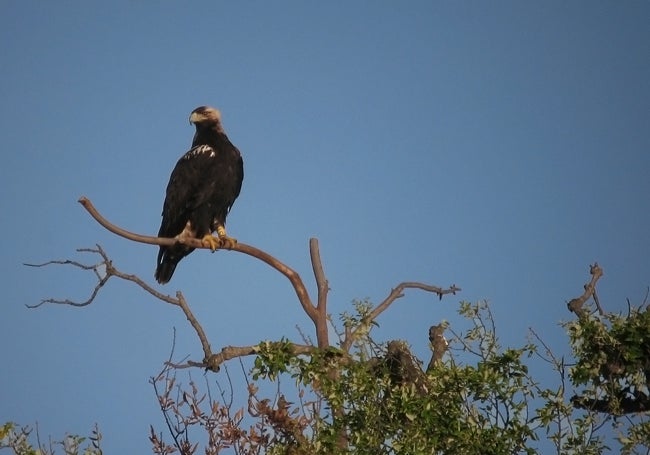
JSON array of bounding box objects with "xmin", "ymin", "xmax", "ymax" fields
[
  {"xmin": 24, "ymin": 247, "xmax": 112, "ymax": 308},
  {"xmin": 78, "ymin": 196, "xmax": 319, "ymax": 324},
  {"xmin": 200, "ymin": 343, "xmax": 317, "ymax": 372},
  {"xmin": 566, "ymin": 262, "xmax": 604, "ymax": 317},
  {"xmin": 342, "ymin": 281, "xmax": 460, "ymax": 351},
  {"xmin": 27, "ymin": 245, "xmax": 319, "ymax": 372},
  {"xmin": 27, "ymin": 245, "xmax": 213, "ymax": 361},
  {"xmin": 29, "ymin": 196, "xmax": 460, "ymax": 372}
]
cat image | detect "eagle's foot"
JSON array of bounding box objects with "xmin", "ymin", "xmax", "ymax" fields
[
  {"xmin": 201, "ymin": 234, "xmax": 221, "ymax": 252},
  {"xmin": 215, "ymin": 225, "xmax": 236, "ymax": 249},
  {"xmin": 218, "ymin": 235, "xmax": 238, "ymax": 250}
]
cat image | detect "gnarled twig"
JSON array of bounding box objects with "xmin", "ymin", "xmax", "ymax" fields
[
  {"xmin": 567, "ymin": 263, "xmax": 604, "ymax": 317},
  {"xmin": 27, "ymin": 245, "xmax": 216, "ymax": 366},
  {"xmin": 342, "ymin": 281, "xmax": 461, "ymax": 351}
]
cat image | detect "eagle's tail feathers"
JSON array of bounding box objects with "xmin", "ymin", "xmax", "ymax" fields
[{"xmin": 155, "ymin": 253, "xmax": 179, "ymax": 284}]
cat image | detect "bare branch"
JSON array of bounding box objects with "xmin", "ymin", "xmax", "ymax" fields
[
  {"xmin": 104, "ymin": 262, "xmax": 182, "ymax": 305},
  {"xmin": 309, "ymin": 238, "xmax": 329, "ymax": 310},
  {"xmin": 27, "ymin": 245, "xmax": 221, "ymax": 369},
  {"xmin": 78, "ymin": 196, "xmax": 318, "ymax": 322},
  {"xmin": 24, "ymin": 246, "xmax": 112, "ymax": 308},
  {"xmin": 529, "ymin": 327, "xmax": 565, "ymax": 367},
  {"xmin": 426, "ymin": 323, "xmax": 449, "ymax": 371},
  {"xmin": 150, "ymin": 365, "xmax": 186, "ymax": 453},
  {"xmin": 309, "ymin": 238, "xmax": 329, "ymax": 348},
  {"xmin": 592, "ymin": 288, "xmax": 605, "ymax": 316},
  {"xmin": 176, "ymin": 291, "xmax": 212, "ymax": 361},
  {"xmin": 566, "ymin": 263, "xmax": 604, "ymax": 317},
  {"xmin": 30, "ymin": 245, "xmax": 317, "ymax": 373},
  {"xmin": 370, "ymin": 282, "xmax": 461, "ymax": 323},
  {"xmin": 341, "ymin": 281, "xmax": 460, "ymax": 351},
  {"xmin": 195, "ymin": 343, "xmax": 317, "ymax": 372},
  {"xmin": 32, "ymin": 197, "xmax": 462, "ymax": 376},
  {"xmin": 78, "ymin": 196, "xmax": 184, "ymax": 248},
  {"xmin": 32, "ymin": 196, "xmax": 324, "ymax": 372}
]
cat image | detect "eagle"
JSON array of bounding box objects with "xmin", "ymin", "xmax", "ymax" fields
[{"xmin": 155, "ymin": 106, "xmax": 244, "ymax": 284}]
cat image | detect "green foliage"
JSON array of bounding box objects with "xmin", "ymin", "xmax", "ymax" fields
[
  {"xmin": 10, "ymin": 297, "xmax": 649, "ymax": 454},
  {"xmin": 563, "ymin": 302, "xmax": 650, "ymax": 451},
  {"xmin": 247, "ymin": 301, "xmax": 576, "ymax": 454},
  {"xmin": 338, "ymin": 298, "xmax": 380, "ymax": 364},
  {"xmin": 566, "ymin": 307, "xmax": 650, "ymax": 391},
  {"xmin": 240, "ymin": 290, "xmax": 650, "ymax": 455},
  {"xmin": 619, "ymin": 420, "xmax": 650, "ymax": 455},
  {"xmin": 252, "ymin": 337, "xmax": 298, "ymax": 380},
  {"xmin": 0, "ymin": 423, "xmax": 102, "ymax": 455},
  {"xmin": 241, "ymin": 299, "xmax": 649, "ymax": 454}
]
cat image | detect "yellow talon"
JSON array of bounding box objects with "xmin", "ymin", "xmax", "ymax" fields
[
  {"xmin": 216, "ymin": 225, "xmax": 237, "ymax": 249},
  {"xmin": 201, "ymin": 234, "xmax": 220, "ymax": 252},
  {"xmin": 219, "ymin": 236, "xmax": 237, "ymax": 249}
]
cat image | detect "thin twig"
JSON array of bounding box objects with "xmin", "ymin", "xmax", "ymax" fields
[
  {"xmin": 369, "ymin": 282, "xmax": 461, "ymax": 322},
  {"xmin": 176, "ymin": 291, "xmax": 212, "ymax": 361},
  {"xmin": 151, "ymin": 367, "xmax": 184, "ymax": 453},
  {"xmin": 25, "ymin": 246, "xmax": 112, "ymax": 308},
  {"xmin": 27, "ymin": 245, "xmax": 219, "ymax": 368}
]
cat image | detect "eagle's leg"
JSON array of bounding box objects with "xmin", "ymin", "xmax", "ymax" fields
[
  {"xmin": 216, "ymin": 224, "xmax": 237, "ymax": 249},
  {"xmin": 201, "ymin": 234, "xmax": 221, "ymax": 252}
]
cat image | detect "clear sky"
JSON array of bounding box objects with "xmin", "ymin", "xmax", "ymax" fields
[{"xmin": 1, "ymin": 1, "xmax": 648, "ymax": 452}]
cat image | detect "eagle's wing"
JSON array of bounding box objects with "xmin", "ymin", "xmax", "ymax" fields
[
  {"xmin": 158, "ymin": 145, "xmax": 217, "ymax": 238},
  {"xmin": 229, "ymin": 146, "xmax": 244, "ymax": 212}
]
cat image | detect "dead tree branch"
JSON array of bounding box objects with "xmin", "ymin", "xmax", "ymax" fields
[
  {"xmin": 24, "ymin": 246, "xmax": 112, "ymax": 308},
  {"xmin": 27, "ymin": 245, "xmax": 214, "ymax": 364},
  {"xmin": 28, "ymin": 244, "xmax": 319, "ymax": 373},
  {"xmin": 566, "ymin": 263, "xmax": 604, "ymax": 318},
  {"xmin": 176, "ymin": 292, "xmax": 212, "ymax": 361},
  {"xmin": 309, "ymin": 238, "xmax": 329, "ymax": 348},
  {"xmin": 201, "ymin": 343, "xmax": 317, "ymax": 372},
  {"xmin": 25, "ymin": 245, "xmax": 174, "ymax": 308},
  {"xmin": 342, "ymin": 281, "xmax": 460, "ymax": 351},
  {"xmin": 26, "ymin": 197, "xmax": 330, "ymax": 369},
  {"xmin": 427, "ymin": 323, "xmax": 449, "ymax": 371},
  {"xmin": 26, "ymin": 246, "xmax": 187, "ymax": 308},
  {"xmin": 29, "ymin": 196, "xmax": 460, "ymax": 374},
  {"xmin": 78, "ymin": 196, "xmax": 319, "ymax": 326}
]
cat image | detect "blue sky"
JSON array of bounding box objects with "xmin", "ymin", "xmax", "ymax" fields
[{"xmin": 1, "ymin": 1, "xmax": 648, "ymax": 452}]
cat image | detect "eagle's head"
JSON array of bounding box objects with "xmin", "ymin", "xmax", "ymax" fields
[{"xmin": 189, "ymin": 106, "xmax": 223, "ymax": 130}]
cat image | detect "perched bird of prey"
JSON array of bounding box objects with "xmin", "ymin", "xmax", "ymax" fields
[{"xmin": 155, "ymin": 106, "xmax": 244, "ymax": 284}]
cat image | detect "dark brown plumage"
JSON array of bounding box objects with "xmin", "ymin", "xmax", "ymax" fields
[{"xmin": 155, "ymin": 106, "xmax": 244, "ymax": 284}]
